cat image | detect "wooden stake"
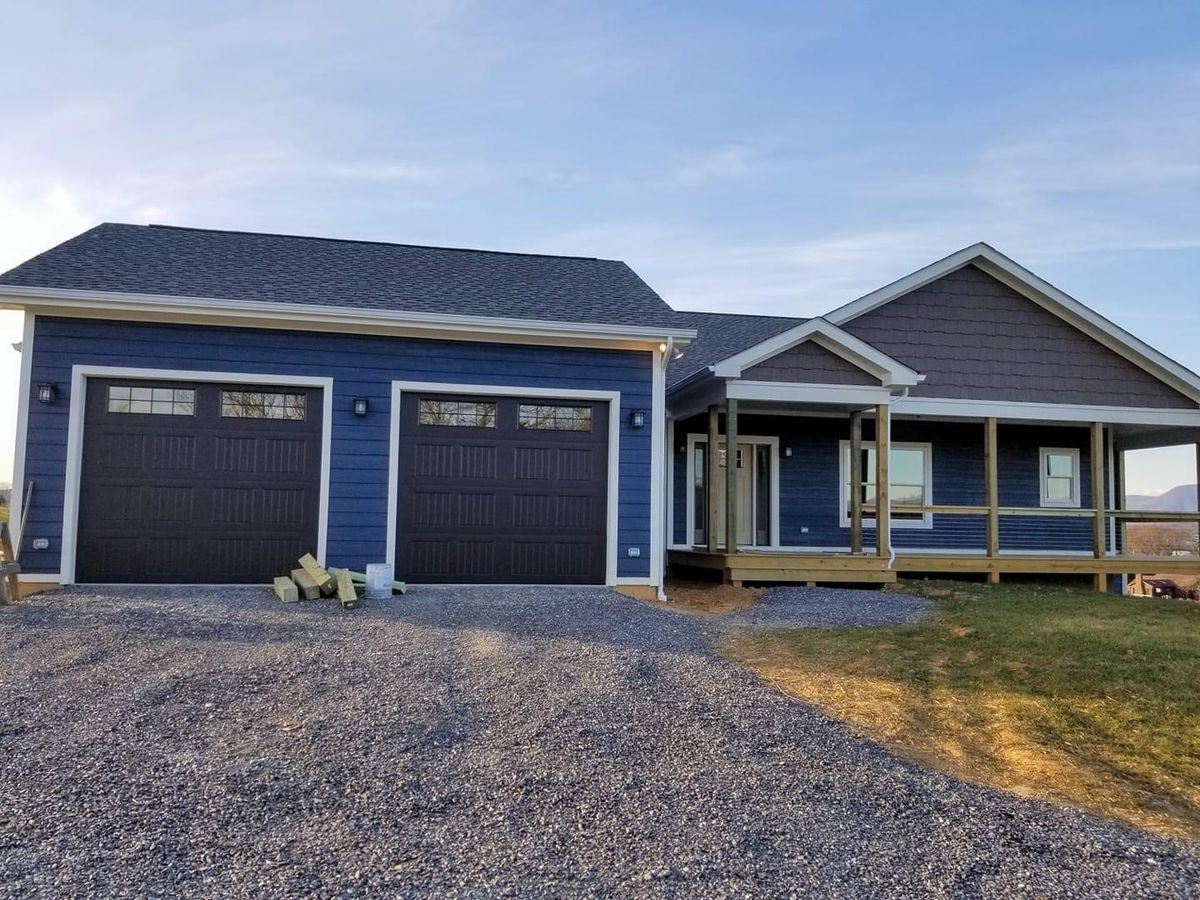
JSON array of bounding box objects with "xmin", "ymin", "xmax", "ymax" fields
[
  {"xmin": 290, "ymin": 568, "xmax": 321, "ymax": 600},
  {"xmin": 298, "ymin": 553, "xmax": 335, "ymax": 594},
  {"xmin": 273, "ymin": 576, "xmax": 299, "ymax": 603},
  {"xmin": 333, "ymin": 567, "xmax": 360, "ymax": 608}
]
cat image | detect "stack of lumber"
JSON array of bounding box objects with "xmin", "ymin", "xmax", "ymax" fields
[{"xmin": 272, "ymin": 552, "xmax": 407, "ymax": 609}]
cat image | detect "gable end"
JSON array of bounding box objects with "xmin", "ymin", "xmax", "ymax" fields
[
  {"xmin": 841, "ymin": 265, "xmax": 1196, "ymax": 409},
  {"xmin": 742, "ymin": 339, "xmax": 879, "ymax": 385}
]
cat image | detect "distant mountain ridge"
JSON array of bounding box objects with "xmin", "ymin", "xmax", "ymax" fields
[{"xmin": 1127, "ymin": 484, "xmax": 1198, "ymax": 512}]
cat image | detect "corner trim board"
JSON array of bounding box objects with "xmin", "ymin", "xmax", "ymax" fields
[{"xmin": 9, "ymin": 313, "xmax": 35, "ymax": 553}]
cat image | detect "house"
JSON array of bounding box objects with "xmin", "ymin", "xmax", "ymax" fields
[{"xmin": 3, "ymin": 224, "xmax": 1199, "ymax": 597}]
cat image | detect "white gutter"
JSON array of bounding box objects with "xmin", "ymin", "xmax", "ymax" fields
[{"xmin": 0, "ymin": 284, "xmax": 697, "ymax": 347}]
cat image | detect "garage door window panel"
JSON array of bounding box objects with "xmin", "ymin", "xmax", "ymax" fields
[
  {"xmin": 221, "ymin": 390, "xmax": 306, "ymax": 421},
  {"xmin": 418, "ymin": 399, "xmax": 497, "ymax": 428},
  {"xmin": 518, "ymin": 404, "xmax": 593, "ymax": 432},
  {"xmin": 108, "ymin": 385, "xmax": 195, "ymax": 416}
]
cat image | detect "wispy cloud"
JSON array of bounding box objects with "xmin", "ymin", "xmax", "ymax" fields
[{"xmin": 672, "ymin": 144, "xmax": 758, "ymax": 186}]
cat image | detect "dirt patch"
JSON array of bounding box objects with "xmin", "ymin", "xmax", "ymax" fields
[{"xmin": 660, "ymin": 576, "xmax": 763, "ymax": 614}]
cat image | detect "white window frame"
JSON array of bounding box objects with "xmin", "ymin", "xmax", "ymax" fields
[
  {"xmin": 1039, "ymin": 447, "xmax": 1082, "ymax": 508},
  {"xmin": 838, "ymin": 440, "xmax": 933, "ymax": 530}
]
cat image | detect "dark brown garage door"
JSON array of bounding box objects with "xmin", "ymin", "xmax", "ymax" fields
[
  {"xmin": 76, "ymin": 378, "xmax": 323, "ymax": 583},
  {"xmin": 395, "ymin": 394, "xmax": 609, "ymax": 584}
]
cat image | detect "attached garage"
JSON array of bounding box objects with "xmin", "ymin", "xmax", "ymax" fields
[
  {"xmin": 393, "ymin": 392, "xmax": 612, "ymax": 584},
  {"xmin": 74, "ymin": 377, "xmax": 325, "ymax": 583}
]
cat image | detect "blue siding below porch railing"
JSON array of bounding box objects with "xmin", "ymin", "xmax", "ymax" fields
[
  {"xmin": 671, "ymin": 414, "xmax": 1110, "ymax": 553},
  {"xmin": 22, "ymin": 316, "xmax": 654, "ymax": 579}
]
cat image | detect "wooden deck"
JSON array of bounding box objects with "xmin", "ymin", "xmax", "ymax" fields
[{"xmin": 668, "ymin": 548, "xmax": 1200, "ymax": 587}]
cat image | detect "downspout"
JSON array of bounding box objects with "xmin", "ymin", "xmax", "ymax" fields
[{"xmin": 886, "ymin": 387, "xmax": 909, "ymax": 571}]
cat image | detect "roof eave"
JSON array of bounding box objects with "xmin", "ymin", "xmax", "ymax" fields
[{"xmin": 0, "ymin": 284, "xmax": 696, "ymax": 349}]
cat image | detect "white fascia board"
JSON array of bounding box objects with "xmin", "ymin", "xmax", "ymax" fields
[
  {"xmin": 893, "ymin": 395, "xmax": 1200, "ymax": 427},
  {"xmin": 711, "ymin": 317, "xmax": 923, "ymax": 387},
  {"xmin": 0, "ymin": 285, "xmax": 696, "ymax": 351},
  {"xmin": 727, "ymin": 380, "xmax": 892, "ymax": 406},
  {"xmin": 823, "ymin": 242, "xmax": 1200, "ymax": 404}
]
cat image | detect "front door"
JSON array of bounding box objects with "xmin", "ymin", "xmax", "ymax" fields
[
  {"xmin": 714, "ymin": 443, "xmax": 754, "ymax": 547},
  {"xmin": 690, "ymin": 438, "xmax": 774, "ymax": 549}
]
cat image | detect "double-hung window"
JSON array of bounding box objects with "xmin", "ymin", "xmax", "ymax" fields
[
  {"xmin": 1039, "ymin": 448, "xmax": 1081, "ymax": 507},
  {"xmin": 839, "ymin": 441, "xmax": 933, "ymax": 529}
]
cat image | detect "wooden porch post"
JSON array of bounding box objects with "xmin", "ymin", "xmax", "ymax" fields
[
  {"xmin": 849, "ymin": 411, "xmax": 864, "ymax": 555},
  {"xmin": 984, "ymin": 417, "xmax": 1000, "ymax": 584},
  {"xmin": 1195, "ymin": 442, "xmax": 1200, "ymax": 554},
  {"xmin": 706, "ymin": 405, "xmax": 720, "ymax": 553},
  {"xmin": 875, "ymin": 403, "xmax": 890, "ymax": 560},
  {"xmin": 726, "ymin": 399, "xmax": 739, "ymax": 556},
  {"xmin": 1090, "ymin": 422, "xmax": 1106, "ymax": 592}
]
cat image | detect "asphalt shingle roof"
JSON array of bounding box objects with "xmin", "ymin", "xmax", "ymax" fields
[
  {"xmin": 0, "ymin": 223, "xmax": 682, "ymax": 329},
  {"xmin": 668, "ymin": 310, "xmax": 805, "ymax": 387}
]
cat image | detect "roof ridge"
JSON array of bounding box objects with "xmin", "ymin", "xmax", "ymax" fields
[
  {"xmin": 130, "ymin": 223, "xmax": 604, "ymax": 263},
  {"xmin": 676, "ymin": 309, "xmax": 806, "ymax": 321}
]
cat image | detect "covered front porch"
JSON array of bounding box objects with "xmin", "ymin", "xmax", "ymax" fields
[{"xmin": 667, "ymin": 386, "xmax": 1200, "ymax": 591}]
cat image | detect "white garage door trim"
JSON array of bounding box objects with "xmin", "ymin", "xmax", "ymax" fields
[
  {"xmin": 386, "ymin": 380, "xmax": 622, "ymax": 586},
  {"xmin": 59, "ymin": 365, "xmax": 334, "ymax": 585}
]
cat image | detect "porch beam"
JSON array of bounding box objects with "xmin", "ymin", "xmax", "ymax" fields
[
  {"xmin": 726, "ymin": 399, "xmax": 739, "ymax": 556},
  {"xmin": 1090, "ymin": 422, "xmax": 1106, "ymax": 591},
  {"xmin": 875, "ymin": 403, "xmax": 890, "ymax": 560},
  {"xmin": 849, "ymin": 410, "xmax": 864, "ymax": 554},
  {"xmin": 985, "ymin": 417, "xmax": 999, "ymax": 583},
  {"xmin": 706, "ymin": 405, "xmax": 720, "ymax": 553}
]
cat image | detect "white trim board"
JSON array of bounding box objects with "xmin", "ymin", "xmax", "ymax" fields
[
  {"xmin": 727, "ymin": 380, "xmax": 893, "ymax": 406},
  {"xmin": 385, "ymin": 380, "xmax": 625, "ymax": 587},
  {"xmin": 57, "ymin": 366, "xmax": 334, "ymax": 584},
  {"xmin": 891, "ymin": 395, "xmax": 1200, "ymax": 427},
  {"xmin": 9, "ymin": 313, "xmax": 34, "ymax": 554},
  {"xmin": 823, "ymin": 242, "xmax": 1200, "ymax": 404},
  {"xmin": 711, "ymin": 318, "xmax": 923, "ymax": 388},
  {"xmin": 0, "ymin": 285, "xmax": 695, "ymax": 352}
]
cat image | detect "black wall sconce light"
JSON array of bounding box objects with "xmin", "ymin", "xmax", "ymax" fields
[
  {"xmin": 36, "ymin": 382, "xmax": 57, "ymax": 405},
  {"xmin": 353, "ymin": 397, "xmax": 369, "ymax": 417},
  {"xmin": 629, "ymin": 409, "xmax": 646, "ymax": 429}
]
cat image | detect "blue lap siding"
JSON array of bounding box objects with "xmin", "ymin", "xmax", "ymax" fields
[
  {"xmin": 671, "ymin": 414, "xmax": 1108, "ymax": 552},
  {"xmin": 22, "ymin": 316, "xmax": 655, "ymax": 580}
]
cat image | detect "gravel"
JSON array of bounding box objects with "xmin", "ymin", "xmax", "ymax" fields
[{"xmin": 0, "ymin": 584, "xmax": 1196, "ymax": 898}]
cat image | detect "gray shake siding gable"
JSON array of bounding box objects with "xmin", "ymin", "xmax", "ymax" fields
[
  {"xmin": 743, "ymin": 340, "xmax": 879, "ymax": 385},
  {"xmin": 841, "ymin": 264, "xmax": 1195, "ymax": 409}
]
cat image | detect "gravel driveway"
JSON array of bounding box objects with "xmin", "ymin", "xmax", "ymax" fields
[{"xmin": 0, "ymin": 585, "xmax": 1196, "ymax": 898}]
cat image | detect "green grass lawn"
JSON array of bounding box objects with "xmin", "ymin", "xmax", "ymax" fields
[{"xmin": 724, "ymin": 580, "xmax": 1200, "ymax": 840}]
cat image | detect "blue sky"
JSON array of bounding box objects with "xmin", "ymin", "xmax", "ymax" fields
[{"xmin": 1, "ymin": 1, "xmax": 1198, "ymax": 491}]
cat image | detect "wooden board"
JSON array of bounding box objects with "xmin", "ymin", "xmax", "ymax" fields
[
  {"xmin": 273, "ymin": 576, "xmax": 300, "ymax": 603},
  {"xmin": 298, "ymin": 553, "xmax": 335, "ymax": 594},
  {"xmin": 290, "ymin": 568, "xmax": 321, "ymax": 600},
  {"xmin": 346, "ymin": 570, "xmax": 408, "ymax": 594},
  {"xmin": 333, "ymin": 567, "xmax": 359, "ymax": 608}
]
